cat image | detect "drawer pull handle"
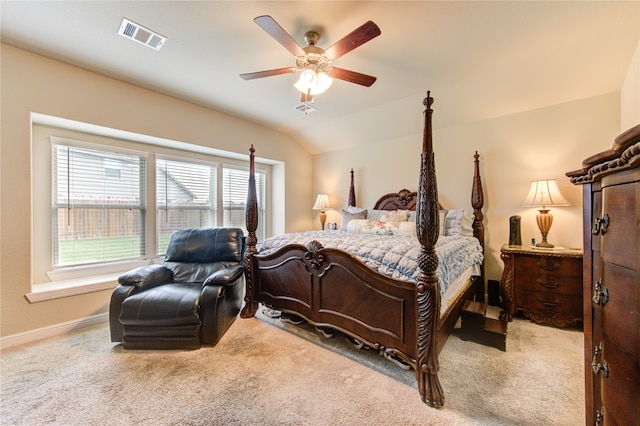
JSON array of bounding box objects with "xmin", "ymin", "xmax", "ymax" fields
[
  {"xmin": 592, "ymin": 280, "xmax": 609, "ymax": 306},
  {"xmin": 592, "ymin": 214, "xmax": 609, "ymax": 235},
  {"xmin": 537, "ymin": 298, "xmax": 559, "ymax": 308},
  {"xmin": 595, "ymin": 407, "xmax": 604, "ymax": 425},
  {"xmin": 591, "ymin": 343, "xmax": 610, "ymax": 378},
  {"xmin": 537, "ymin": 262, "xmax": 560, "ymax": 271},
  {"xmin": 537, "ymin": 280, "xmax": 560, "ymax": 289}
]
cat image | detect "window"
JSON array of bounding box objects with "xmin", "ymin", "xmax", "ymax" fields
[
  {"xmin": 32, "ymin": 120, "xmax": 274, "ymax": 302},
  {"xmin": 156, "ymin": 157, "xmax": 217, "ymax": 255},
  {"xmin": 223, "ymin": 166, "xmax": 266, "ymax": 241},
  {"xmin": 52, "ymin": 142, "xmax": 146, "ymax": 268}
]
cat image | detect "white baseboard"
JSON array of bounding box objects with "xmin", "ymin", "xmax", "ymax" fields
[{"xmin": 0, "ymin": 312, "xmax": 109, "ymax": 351}]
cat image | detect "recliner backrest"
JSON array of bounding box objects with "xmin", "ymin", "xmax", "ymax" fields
[{"xmin": 164, "ymin": 227, "xmax": 244, "ymax": 264}]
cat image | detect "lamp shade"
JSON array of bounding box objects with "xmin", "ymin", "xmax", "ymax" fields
[
  {"xmin": 521, "ymin": 179, "xmax": 570, "ymax": 207},
  {"xmin": 312, "ymin": 194, "xmax": 331, "ymax": 211},
  {"xmin": 294, "ymin": 70, "xmax": 333, "ymax": 95}
]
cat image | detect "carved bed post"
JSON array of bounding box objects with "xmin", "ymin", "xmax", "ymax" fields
[
  {"xmin": 471, "ymin": 151, "xmax": 485, "ymax": 300},
  {"xmin": 241, "ymin": 145, "xmax": 259, "ymax": 318},
  {"xmin": 472, "ymin": 151, "xmax": 485, "ymax": 250},
  {"xmin": 415, "ymin": 91, "xmax": 444, "ymax": 407},
  {"xmin": 348, "ymin": 169, "xmax": 356, "ymax": 207}
]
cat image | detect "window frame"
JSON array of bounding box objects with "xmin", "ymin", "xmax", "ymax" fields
[
  {"xmin": 155, "ymin": 154, "xmax": 219, "ymax": 256},
  {"xmin": 30, "ymin": 121, "xmax": 272, "ymax": 302},
  {"xmin": 51, "ymin": 138, "xmax": 148, "ymax": 269}
]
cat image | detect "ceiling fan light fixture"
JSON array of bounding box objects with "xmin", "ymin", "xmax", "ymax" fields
[{"xmin": 294, "ymin": 69, "xmax": 333, "ymax": 95}]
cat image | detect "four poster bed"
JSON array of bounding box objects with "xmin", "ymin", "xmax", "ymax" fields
[{"xmin": 240, "ymin": 92, "xmax": 485, "ymax": 408}]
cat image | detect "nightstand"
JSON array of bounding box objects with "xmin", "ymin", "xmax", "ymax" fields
[{"xmin": 499, "ymin": 244, "xmax": 583, "ymax": 328}]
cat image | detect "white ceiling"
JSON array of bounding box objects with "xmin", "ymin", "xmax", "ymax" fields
[{"xmin": 2, "ymin": 1, "xmax": 639, "ymax": 154}]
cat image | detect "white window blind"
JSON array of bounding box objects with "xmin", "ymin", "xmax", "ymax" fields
[
  {"xmin": 52, "ymin": 143, "xmax": 146, "ymax": 267},
  {"xmin": 156, "ymin": 157, "xmax": 217, "ymax": 255},
  {"xmin": 222, "ymin": 166, "xmax": 265, "ymax": 242}
]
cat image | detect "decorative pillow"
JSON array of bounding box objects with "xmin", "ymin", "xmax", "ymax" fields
[
  {"xmin": 340, "ymin": 209, "xmax": 367, "ymax": 230},
  {"xmin": 396, "ymin": 221, "xmax": 417, "ymax": 237},
  {"xmin": 460, "ymin": 211, "xmax": 475, "ymax": 236},
  {"xmin": 347, "ymin": 219, "xmax": 401, "ymax": 235},
  {"xmin": 444, "ymin": 209, "xmax": 474, "ymax": 236},
  {"xmin": 346, "ymin": 219, "xmax": 417, "ymax": 237},
  {"xmin": 367, "ymin": 209, "xmax": 384, "ymax": 221},
  {"xmin": 380, "ymin": 210, "xmax": 410, "ymax": 222},
  {"xmin": 346, "ymin": 205, "xmax": 367, "ymax": 216},
  {"xmin": 439, "ymin": 209, "xmax": 447, "ymax": 236}
]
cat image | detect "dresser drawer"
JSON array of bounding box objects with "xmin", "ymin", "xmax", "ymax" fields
[
  {"xmin": 514, "ymin": 255, "xmax": 582, "ymax": 280},
  {"xmin": 515, "ymin": 289, "xmax": 583, "ymax": 318},
  {"xmin": 601, "ymin": 179, "xmax": 640, "ymax": 271},
  {"xmin": 599, "ymin": 263, "xmax": 640, "ymax": 359},
  {"xmin": 515, "ymin": 273, "xmax": 582, "ymax": 296},
  {"xmin": 599, "ymin": 336, "xmax": 640, "ymax": 425}
]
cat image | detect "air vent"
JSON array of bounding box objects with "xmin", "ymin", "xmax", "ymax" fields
[
  {"xmin": 118, "ymin": 18, "xmax": 166, "ymax": 50},
  {"xmin": 293, "ymin": 103, "xmax": 318, "ymax": 115}
]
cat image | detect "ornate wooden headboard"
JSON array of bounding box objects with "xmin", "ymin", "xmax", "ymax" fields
[{"xmin": 373, "ymin": 189, "xmax": 417, "ymax": 210}]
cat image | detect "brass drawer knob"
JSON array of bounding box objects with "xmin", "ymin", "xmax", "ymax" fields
[
  {"xmin": 592, "ymin": 280, "xmax": 609, "ymax": 306},
  {"xmin": 592, "ymin": 214, "xmax": 610, "ymax": 235},
  {"xmin": 591, "ymin": 343, "xmax": 610, "ymax": 378}
]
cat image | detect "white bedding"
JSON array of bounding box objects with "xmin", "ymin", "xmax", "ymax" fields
[{"xmin": 258, "ymin": 230, "xmax": 484, "ymax": 317}]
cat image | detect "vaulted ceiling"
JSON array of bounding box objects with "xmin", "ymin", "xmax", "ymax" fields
[{"xmin": 2, "ymin": 1, "xmax": 638, "ymax": 154}]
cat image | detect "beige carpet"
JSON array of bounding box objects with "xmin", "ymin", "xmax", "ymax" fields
[{"xmin": 1, "ymin": 310, "xmax": 584, "ymax": 425}]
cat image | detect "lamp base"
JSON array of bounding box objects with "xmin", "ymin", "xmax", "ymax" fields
[
  {"xmin": 535, "ymin": 210, "xmax": 555, "ymax": 249},
  {"xmin": 319, "ymin": 211, "xmax": 327, "ymax": 230},
  {"xmin": 535, "ymin": 241, "xmax": 554, "ymax": 248}
]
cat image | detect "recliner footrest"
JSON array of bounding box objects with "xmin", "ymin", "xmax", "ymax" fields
[{"xmin": 119, "ymin": 283, "xmax": 202, "ymax": 326}]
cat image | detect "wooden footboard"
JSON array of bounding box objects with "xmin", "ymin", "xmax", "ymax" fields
[
  {"xmin": 250, "ymin": 242, "xmax": 419, "ymax": 364},
  {"xmin": 242, "ymin": 92, "xmax": 485, "ymax": 408}
]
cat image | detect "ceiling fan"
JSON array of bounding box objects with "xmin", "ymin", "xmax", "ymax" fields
[{"xmin": 240, "ymin": 15, "xmax": 381, "ymax": 103}]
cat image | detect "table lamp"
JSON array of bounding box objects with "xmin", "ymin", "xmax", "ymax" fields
[
  {"xmin": 312, "ymin": 194, "xmax": 331, "ymax": 230},
  {"xmin": 521, "ymin": 179, "xmax": 570, "ymax": 248}
]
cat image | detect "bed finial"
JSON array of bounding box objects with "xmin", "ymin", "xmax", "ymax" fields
[
  {"xmin": 423, "ymin": 91, "xmax": 434, "ymax": 111},
  {"xmin": 348, "ymin": 169, "xmax": 356, "ymax": 207}
]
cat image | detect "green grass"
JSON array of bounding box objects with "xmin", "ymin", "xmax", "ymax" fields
[
  {"xmin": 57, "ymin": 234, "xmax": 190, "ymax": 266},
  {"xmin": 57, "ymin": 236, "xmax": 143, "ymax": 266}
]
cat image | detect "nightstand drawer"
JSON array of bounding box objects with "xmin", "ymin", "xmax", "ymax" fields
[
  {"xmin": 514, "ymin": 255, "xmax": 582, "ymax": 279},
  {"xmin": 514, "ymin": 274, "xmax": 582, "ymax": 296},
  {"xmin": 515, "ymin": 289, "xmax": 582, "ymax": 317}
]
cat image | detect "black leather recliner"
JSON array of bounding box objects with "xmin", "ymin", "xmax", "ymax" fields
[{"xmin": 109, "ymin": 227, "xmax": 245, "ymax": 350}]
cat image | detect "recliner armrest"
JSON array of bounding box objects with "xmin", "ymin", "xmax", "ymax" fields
[
  {"xmin": 118, "ymin": 264, "xmax": 173, "ymax": 289},
  {"xmin": 203, "ymin": 264, "xmax": 244, "ymax": 287}
]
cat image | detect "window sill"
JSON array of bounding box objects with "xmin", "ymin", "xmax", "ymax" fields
[{"xmin": 26, "ymin": 274, "xmax": 122, "ymax": 303}]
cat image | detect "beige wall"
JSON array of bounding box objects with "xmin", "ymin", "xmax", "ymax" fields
[
  {"xmin": 0, "ymin": 45, "xmax": 312, "ymax": 337},
  {"xmin": 621, "ymin": 40, "xmax": 640, "ymax": 131},
  {"xmin": 313, "ymin": 93, "xmax": 622, "ymax": 284},
  {"xmin": 313, "ymin": 37, "xmax": 639, "ymax": 283}
]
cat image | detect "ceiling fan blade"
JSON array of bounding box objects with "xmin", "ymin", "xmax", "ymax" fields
[
  {"xmin": 328, "ymin": 68, "xmax": 377, "ymax": 87},
  {"xmin": 240, "ymin": 67, "xmax": 298, "ymax": 80},
  {"xmin": 254, "ymin": 15, "xmax": 306, "ymax": 57},
  {"xmin": 324, "ymin": 21, "xmax": 381, "ymax": 60}
]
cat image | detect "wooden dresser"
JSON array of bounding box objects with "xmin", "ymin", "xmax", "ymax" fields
[
  {"xmin": 566, "ymin": 124, "xmax": 640, "ymax": 426},
  {"xmin": 500, "ymin": 245, "xmax": 583, "ymax": 328}
]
